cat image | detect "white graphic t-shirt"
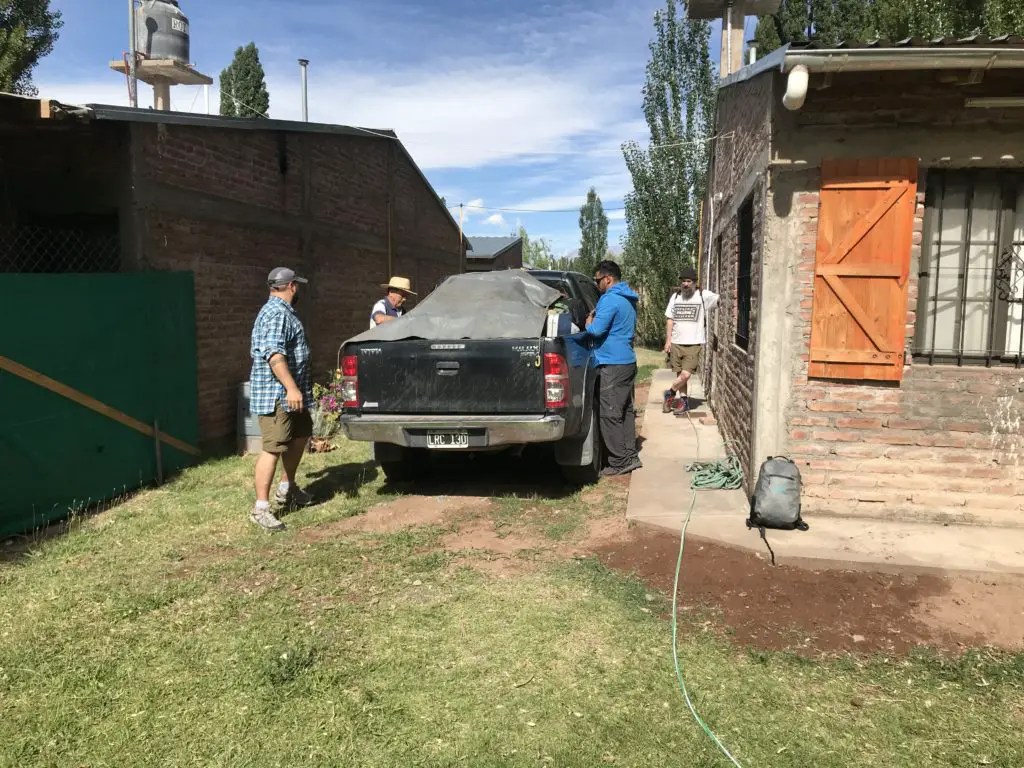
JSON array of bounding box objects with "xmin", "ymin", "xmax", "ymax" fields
[{"xmin": 665, "ymin": 290, "xmax": 719, "ymax": 345}]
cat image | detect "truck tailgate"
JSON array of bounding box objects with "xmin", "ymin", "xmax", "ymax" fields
[{"xmin": 351, "ymin": 339, "xmax": 545, "ymax": 414}]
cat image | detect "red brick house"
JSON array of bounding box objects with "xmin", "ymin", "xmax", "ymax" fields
[
  {"xmin": 464, "ymin": 235, "xmax": 524, "ymax": 272},
  {"xmin": 0, "ymin": 96, "xmax": 466, "ymax": 445},
  {"xmin": 698, "ymin": 37, "xmax": 1024, "ymax": 526}
]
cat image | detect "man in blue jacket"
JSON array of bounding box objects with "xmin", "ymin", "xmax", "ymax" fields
[{"xmin": 586, "ymin": 260, "xmax": 642, "ymax": 476}]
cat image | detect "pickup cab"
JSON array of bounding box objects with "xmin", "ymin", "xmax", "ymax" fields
[{"xmin": 339, "ymin": 269, "xmax": 604, "ymax": 484}]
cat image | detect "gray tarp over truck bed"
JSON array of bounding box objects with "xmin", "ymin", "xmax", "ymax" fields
[{"xmin": 343, "ymin": 270, "xmax": 562, "ymax": 346}]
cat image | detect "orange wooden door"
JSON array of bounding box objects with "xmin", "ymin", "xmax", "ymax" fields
[{"xmin": 809, "ymin": 158, "xmax": 918, "ymax": 382}]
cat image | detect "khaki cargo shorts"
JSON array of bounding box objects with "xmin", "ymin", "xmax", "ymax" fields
[
  {"xmin": 669, "ymin": 344, "xmax": 701, "ymax": 376},
  {"xmin": 259, "ymin": 404, "xmax": 313, "ymax": 454}
]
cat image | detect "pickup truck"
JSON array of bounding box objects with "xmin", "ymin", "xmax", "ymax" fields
[{"xmin": 338, "ymin": 269, "xmax": 604, "ymax": 484}]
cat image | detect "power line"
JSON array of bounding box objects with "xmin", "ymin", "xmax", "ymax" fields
[
  {"xmin": 445, "ymin": 131, "xmax": 732, "ymax": 214},
  {"xmin": 364, "ymin": 130, "xmax": 734, "ymax": 157},
  {"xmin": 455, "ymin": 203, "xmax": 627, "ymax": 214}
]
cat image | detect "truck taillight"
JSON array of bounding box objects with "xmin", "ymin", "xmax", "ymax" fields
[
  {"xmin": 543, "ymin": 353, "xmax": 570, "ymax": 408},
  {"xmin": 341, "ymin": 354, "xmax": 359, "ymax": 407}
]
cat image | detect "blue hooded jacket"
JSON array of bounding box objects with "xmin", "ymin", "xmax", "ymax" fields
[{"xmin": 585, "ymin": 281, "xmax": 639, "ymax": 366}]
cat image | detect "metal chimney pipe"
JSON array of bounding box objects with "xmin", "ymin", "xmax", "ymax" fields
[{"xmin": 298, "ymin": 59, "xmax": 309, "ymax": 121}]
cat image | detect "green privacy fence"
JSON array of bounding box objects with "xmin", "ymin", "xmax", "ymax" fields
[{"xmin": 0, "ymin": 273, "xmax": 199, "ymax": 537}]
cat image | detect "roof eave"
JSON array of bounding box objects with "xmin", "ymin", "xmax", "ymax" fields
[{"xmin": 783, "ymin": 47, "xmax": 1024, "ymax": 73}]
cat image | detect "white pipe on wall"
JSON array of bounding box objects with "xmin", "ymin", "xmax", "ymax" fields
[{"xmin": 782, "ymin": 64, "xmax": 809, "ymax": 111}]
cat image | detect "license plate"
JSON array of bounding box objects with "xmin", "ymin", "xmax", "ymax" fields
[{"xmin": 427, "ymin": 431, "xmax": 470, "ymax": 449}]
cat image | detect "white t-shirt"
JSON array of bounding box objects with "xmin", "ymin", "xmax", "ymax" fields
[
  {"xmin": 665, "ymin": 290, "xmax": 719, "ymax": 345},
  {"xmin": 369, "ymin": 298, "xmax": 402, "ymax": 329}
]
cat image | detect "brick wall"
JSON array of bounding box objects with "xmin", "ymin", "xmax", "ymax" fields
[
  {"xmin": 707, "ymin": 181, "xmax": 765, "ymax": 484},
  {"xmin": 706, "ymin": 66, "xmax": 1024, "ymax": 524},
  {"xmin": 701, "ymin": 71, "xmax": 772, "ymax": 487},
  {"xmin": 783, "ymin": 173, "xmax": 1024, "ymax": 526},
  {"xmin": 131, "ymin": 122, "xmax": 461, "ymax": 442},
  {"xmin": 709, "ymin": 72, "xmax": 771, "ymax": 203}
]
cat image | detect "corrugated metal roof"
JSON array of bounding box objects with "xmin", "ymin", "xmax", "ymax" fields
[
  {"xmin": 789, "ymin": 34, "xmax": 1024, "ymax": 50},
  {"xmin": 467, "ymin": 236, "xmax": 521, "ymax": 260}
]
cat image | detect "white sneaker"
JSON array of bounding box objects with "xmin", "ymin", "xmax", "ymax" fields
[{"xmin": 250, "ymin": 506, "xmax": 286, "ymax": 532}]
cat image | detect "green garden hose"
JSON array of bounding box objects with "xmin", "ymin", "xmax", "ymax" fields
[{"xmin": 671, "ymin": 410, "xmax": 746, "ymax": 768}]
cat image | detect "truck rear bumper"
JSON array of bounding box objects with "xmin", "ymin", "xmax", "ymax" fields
[{"xmin": 341, "ymin": 414, "xmax": 566, "ymax": 448}]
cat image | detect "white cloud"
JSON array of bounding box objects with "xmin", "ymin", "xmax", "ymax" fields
[
  {"xmin": 608, "ymin": 209, "xmax": 627, "ymax": 221},
  {"xmin": 486, "ymin": 213, "xmax": 507, "ymax": 229},
  {"xmin": 259, "ymin": 62, "xmax": 639, "ymax": 170}
]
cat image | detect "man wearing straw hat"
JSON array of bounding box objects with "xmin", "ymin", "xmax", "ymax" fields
[{"xmin": 370, "ymin": 277, "xmax": 416, "ymax": 328}]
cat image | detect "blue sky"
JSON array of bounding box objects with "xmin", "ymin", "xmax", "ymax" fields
[{"xmin": 35, "ymin": 1, "xmax": 748, "ymax": 256}]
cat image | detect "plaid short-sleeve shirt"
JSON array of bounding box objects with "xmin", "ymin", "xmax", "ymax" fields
[{"xmin": 249, "ymin": 296, "xmax": 313, "ymax": 415}]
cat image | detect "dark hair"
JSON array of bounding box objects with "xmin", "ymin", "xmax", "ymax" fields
[{"xmin": 594, "ymin": 260, "xmax": 621, "ymax": 281}]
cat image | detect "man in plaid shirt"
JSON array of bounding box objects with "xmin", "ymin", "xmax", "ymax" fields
[{"xmin": 249, "ymin": 267, "xmax": 315, "ymax": 531}]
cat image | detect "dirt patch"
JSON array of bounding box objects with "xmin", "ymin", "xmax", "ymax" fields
[
  {"xmin": 300, "ymin": 496, "xmax": 492, "ymax": 541},
  {"xmin": 591, "ymin": 524, "xmax": 1024, "ymax": 655},
  {"xmin": 915, "ymin": 578, "xmax": 1024, "ymax": 651},
  {"xmin": 443, "ymin": 518, "xmax": 546, "ymax": 578},
  {"xmin": 442, "ymin": 518, "xmax": 544, "ymax": 555}
]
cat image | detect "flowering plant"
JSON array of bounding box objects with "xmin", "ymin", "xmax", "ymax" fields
[{"xmin": 311, "ymin": 369, "xmax": 344, "ymax": 439}]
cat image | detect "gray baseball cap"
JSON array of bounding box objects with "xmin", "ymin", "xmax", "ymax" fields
[{"xmin": 267, "ymin": 267, "xmax": 308, "ymax": 288}]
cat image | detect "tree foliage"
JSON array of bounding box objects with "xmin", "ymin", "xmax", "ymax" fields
[
  {"xmin": 755, "ymin": 0, "xmax": 1024, "ymax": 54},
  {"xmin": 518, "ymin": 225, "xmax": 556, "ymax": 270},
  {"xmin": 575, "ymin": 187, "xmax": 609, "ymax": 277},
  {"xmin": 621, "ymin": 0, "xmax": 716, "ymax": 345},
  {"xmin": 219, "ymin": 42, "xmax": 270, "ymax": 118},
  {"xmin": 0, "ymin": 0, "xmax": 62, "ymax": 95}
]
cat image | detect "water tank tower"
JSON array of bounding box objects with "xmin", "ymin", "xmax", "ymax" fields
[
  {"xmin": 136, "ymin": 0, "xmax": 191, "ymax": 65},
  {"xmin": 109, "ymin": 0, "xmax": 212, "ymax": 111}
]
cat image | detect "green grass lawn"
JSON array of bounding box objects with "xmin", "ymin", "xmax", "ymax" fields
[
  {"xmin": 635, "ymin": 346, "xmax": 663, "ymax": 385},
  {"xmin": 1, "ymin": 440, "xmax": 1022, "ymax": 767}
]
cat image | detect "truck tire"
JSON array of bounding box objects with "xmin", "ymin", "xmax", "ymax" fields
[
  {"xmin": 560, "ymin": 401, "xmax": 601, "ymax": 486},
  {"xmin": 380, "ymin": 459, "xmax": 421, "ymax": 483},
  {"xmin": 373, "ymin": 443, "xmax": 422, "ymax": 483}
]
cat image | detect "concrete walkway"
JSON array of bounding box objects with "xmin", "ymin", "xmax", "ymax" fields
[{"xmin": 628, "ymin": 370, "xmax": 1024, "ymax": 576}]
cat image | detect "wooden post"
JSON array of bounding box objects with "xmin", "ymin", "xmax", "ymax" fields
[{"xmin": 154, "ymin": 419, "xmax": 164, "ymax": 485}]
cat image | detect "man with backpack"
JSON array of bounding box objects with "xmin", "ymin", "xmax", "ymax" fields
[{"xmin": 662, "ymin": 267, "xmax": 719, "ymax": 414}]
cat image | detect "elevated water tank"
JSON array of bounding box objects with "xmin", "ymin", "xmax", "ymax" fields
[{"xmin": 136, "ymin": 0, "xmax": 190, "ymax": 64}]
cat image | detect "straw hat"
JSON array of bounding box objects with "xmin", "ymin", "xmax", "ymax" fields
[{"xmin": 382, "ymin": 276, "xmax": 416, "ymax": 295}]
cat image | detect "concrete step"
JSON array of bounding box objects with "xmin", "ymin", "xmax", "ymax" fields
[
  {"xmin": 801, "ymin": 500, "xmax": 1024, "ymax": 529},
  {"xmin": 627, "ymin": 368, "xmax": 1024, "ymax": 573}
]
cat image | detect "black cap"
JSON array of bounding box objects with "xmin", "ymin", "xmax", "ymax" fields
[
  {"xmin": 267, "ymin": 267, "xmax": 308, "ymax": 288},
  {"xmin": 679, "ymin": 267, "xmax": 697, "ymax": 282}
]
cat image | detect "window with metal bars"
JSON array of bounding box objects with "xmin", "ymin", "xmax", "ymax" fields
[{"xmin": 915, "ymin": 171, "xmax": 1024, "ymax": 367}]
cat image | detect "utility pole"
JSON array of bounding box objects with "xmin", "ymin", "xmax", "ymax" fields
[
  {"xmin": 458, "ymin": 204, "xmax": 465, "ymax": 273},
  {"xmin": 128, "ymin": 0, "xmax": 139, "ymax": 107}
]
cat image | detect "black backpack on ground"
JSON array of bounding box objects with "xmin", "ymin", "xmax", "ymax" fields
[{"xmin": 747, "ymin": 456, "xmax": 809, "ymax": 532}]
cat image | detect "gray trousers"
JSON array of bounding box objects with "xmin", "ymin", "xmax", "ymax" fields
[{"xmin": 598, "ymin": 363, "xmax": 639, "ymax": 470}]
